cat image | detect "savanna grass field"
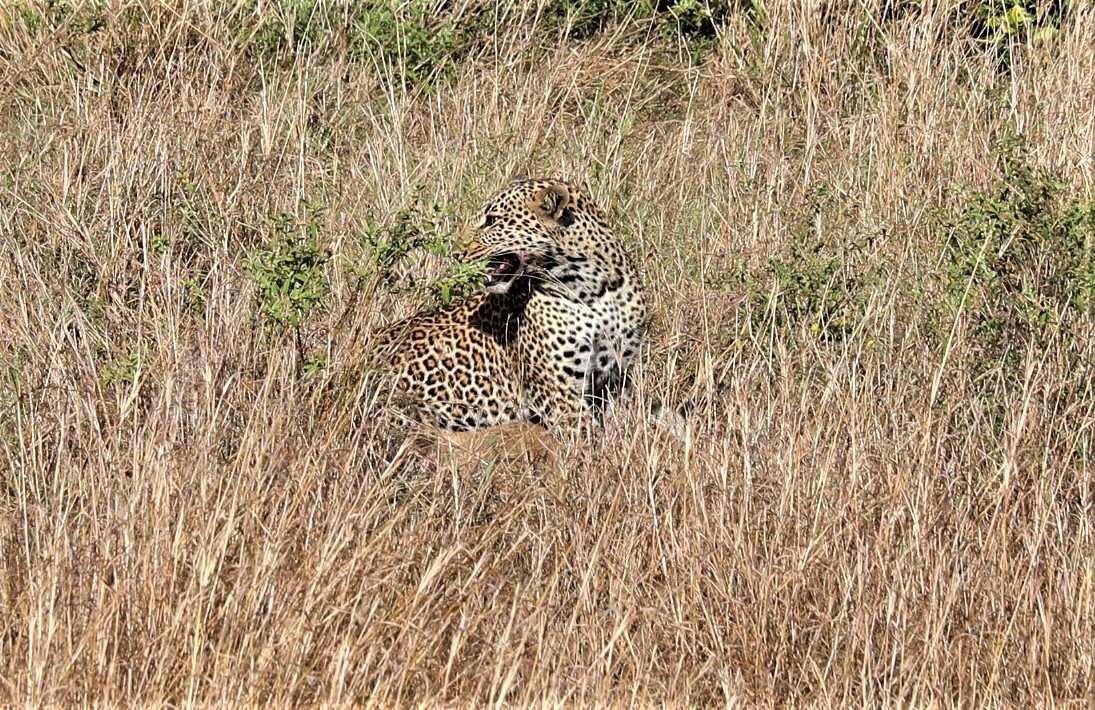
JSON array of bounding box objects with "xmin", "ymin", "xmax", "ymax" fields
[{"xmin": 3, "ymin": 0, "xmax": 1095, "ymax": 705}]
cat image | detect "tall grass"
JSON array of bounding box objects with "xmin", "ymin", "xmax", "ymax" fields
[{"xmin": 2, "ymin": 1, "xmax": 1093, "ymax": 705}]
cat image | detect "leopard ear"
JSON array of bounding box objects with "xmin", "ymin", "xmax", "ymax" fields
[{"xmin": 533, "ymin": 183, "xmax": 571, "ymax": 221}]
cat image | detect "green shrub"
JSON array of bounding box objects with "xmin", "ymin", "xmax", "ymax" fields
[
  {"xmin": 936, "ymin": 136, "xmax": 1095, "ymax": 379},
  {"xmin": 541, "ymin": 0, "xmax": 764, "ymax": 63},
  {"xmin": 16, "ymin": 0, "xmax": 107, "ymax": 36},
  {"xmin": 100, "ymin": 349, "xmax": 150, "ymax": 389},
  {"xmin": 244, "ymin": 211, "xmax": 330, "ymax": 333},
  {"xmin": 243, "ymin": 0, "xmax": 473, "ymax": 91},
  {"xmin": 541, "ymin": 0, "xmax": 657, "ymax": 40},
  {"xmin": 241, "ymin": 0, "xmax": 765, "ymax": 85},
  {"xmin": 740, "ymin": 185, "xmax": 882, "ymax": 347},
  {"xmin": 357, "ymin": 190, "xmax": 486, "ymax": 309},
  {"xmin": 969, "ymin": 0, "xmax": 1068, "ymax": 46},
  {"xmin": 350, "ymin": 3, "xmax": 466, "ymax": 92}
]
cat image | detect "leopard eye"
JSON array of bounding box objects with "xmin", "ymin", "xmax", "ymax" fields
[{"xmin": 481, "ymin": 214, "xmax": 498, "ymax": 228}]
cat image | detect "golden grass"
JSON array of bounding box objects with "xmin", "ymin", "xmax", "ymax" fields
[{"xmin": 2, "ymin": 1, "xmax": 1094, "ymax": 705}]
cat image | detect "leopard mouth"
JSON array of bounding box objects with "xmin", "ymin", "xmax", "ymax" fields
[{"xmin": 484, "ymin": 253, "xmax": 523, "ymax": 290}]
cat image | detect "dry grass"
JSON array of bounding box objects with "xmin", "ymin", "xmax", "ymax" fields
[{"xmin": 2, "ymin": 1, "xmax": 1094, "ymax": 706}]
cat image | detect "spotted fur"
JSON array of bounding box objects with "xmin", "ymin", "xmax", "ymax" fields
[{"xmin": 374, "ymin": 178, "xmax": 646, "ymax": 431}]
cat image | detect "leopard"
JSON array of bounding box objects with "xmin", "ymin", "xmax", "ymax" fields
[{"xmin": 372, "ymin": 177, "xmax": 646, "ymax": 432}]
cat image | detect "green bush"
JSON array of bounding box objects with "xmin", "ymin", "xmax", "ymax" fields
[
  {"xmin": 244, "ymin": 0, "xmax": 472, "ymax": 91},
  {"xmin": 936, "ymin": 136, "xmax": 1095, "ymax": 379},
  {"xmin": 101, "ymin": 350, "xmax": 150, "ymax": 389},
  {"xmin": 244, "ymin": 211, "xmax": 330, "ymax": 333},
  {"xmin": 357, "ymin": 190, "xmax": 487, "ymax": 309},
  {"xmin": 969, "ymin": 0, "xmax": 1068, "ymax": 46},
  {"xmin": 542, "ymin": 0, "xmax": 764, "ymax": 62},
  {"xmin": 351, "ymin": 3, "xmax": 465, "ymax": 91},
  {"xmin": 740, "ymin": 185, "xmax": 881, "ymax": 346},
  {"xmin": 16, "ymin": 0, "xmax": 107, "ymax": 36}
]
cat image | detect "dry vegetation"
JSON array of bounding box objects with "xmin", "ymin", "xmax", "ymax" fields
[{"xmin": 2, "ymin": 0, "xmax": 1095, "ymax": 705}]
